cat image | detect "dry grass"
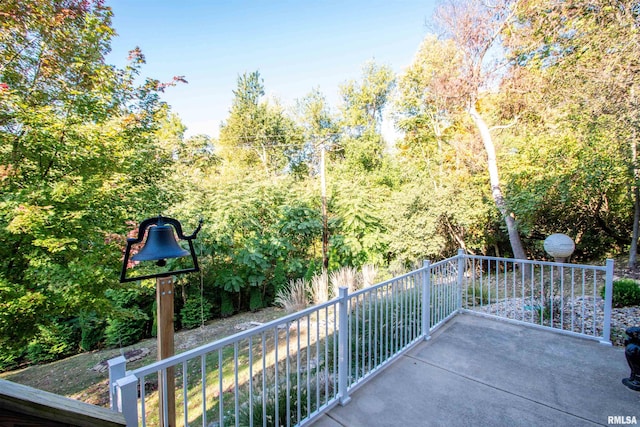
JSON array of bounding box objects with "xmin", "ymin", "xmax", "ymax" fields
[
  {"xmin": 362, "ymin": 264, "xmax": 378, "ymax": 288},
  {"xmin": 310, "ymin": 271, "xmax": 329, "ymax": 304},
  {"xmin": 274, "ymin": 279, "xmax": 309, "ymax": 313},
  {"xmin": 330, "ymin": 266, "xmax": 359, "ymax": 296}
]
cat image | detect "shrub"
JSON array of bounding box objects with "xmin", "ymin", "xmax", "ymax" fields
[
  {"xmin": 78, "ymin": 311, "xmax": 105, "ymax": 351},
  {"xmin": 0, "ymin": 349, "xmax": 23, "ymax": 372},
  {"xmin": 249, "ymin": 287, "xmax": 264, "ymax": 312},
  {"xmin": 104, "ymin": 288, "xmax": 152, "ymax": 347},
  {"xmin": 349, "ymin": 288, "xmax": 421, "ymax": 378},
  {"xmin": 27, "ymin": 321, "xmax": 77, "ymax": 364},
  {"xmin": 180, "ymin": 294, "xmax": 213, "ymax": 329},
  {"xmin": 230, "ymin": 371, "xmax": 332, "ymax": 427},
  {"xmin": 221, "ymin": 292, "xmax": 235, "ymax": 317},
  {"xmin": 272, "ymin": 261, "xmax": 288, "ymax": 295},
  {"xmin": 465, "ymin": 285, "xmax": 490, "ymax": 305},
  {"xmin": 303, "ymin": 259, "xmax": 320, "ymax": 283},
  {"xmin": 602, "ymin": 279, "xmax": 640, "ymax": 307},
  {"xmin": 104, "ymin": 311, "xmax": 148, "ymax": 347}
]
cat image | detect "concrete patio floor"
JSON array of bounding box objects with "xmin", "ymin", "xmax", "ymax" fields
[{"xmin": 311, "ymin": 313, "xmax": 640, "ymax": 427}]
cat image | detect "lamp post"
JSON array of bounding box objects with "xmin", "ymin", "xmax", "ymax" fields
[{"xmin": 121, "ymin": 216, "xmax": 202, "ymax": 427}]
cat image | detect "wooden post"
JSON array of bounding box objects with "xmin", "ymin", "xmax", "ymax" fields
[{"xmin": 157, "ymin": 276, "xmax": 176, "ymax": 427}]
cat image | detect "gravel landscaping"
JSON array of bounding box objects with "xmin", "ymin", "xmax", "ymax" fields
[{"xmin": 472, "ymin": 296, "xmax": 640, "ymax": 346}]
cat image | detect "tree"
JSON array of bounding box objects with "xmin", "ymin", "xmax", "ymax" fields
[
  {"xmin": 504, "ymin": 0, "xmax": 640, "ymax": 262},
  {"xmin": 427, "ymin": 0, "xmax": 526, "ymax": 259},
  {"xmin": 341, "ymin": 61, "xmax": 396, "ymax": 133},
  {"xmin": 339, "ymin": 61, "xmax": 396, "ymax": 172},
  {"xmin": 218, "ymin": 71, "xmax": 301, "ymax": 176},
  {"xmin": 395, "ymin": 35, "xmax": 465, "ymax": 179},
  {"xmin": 293, "ymin": 88, "xmax": 339, "ymax": 175},
  {"xmin": 0, "ymin": 0, "xmax": 176, "ymax": 366},
  {"xmin": 394, "ymin": 36, "xmax": 496, "ymax": 257},
  {"xmin": 294, "ymin": 88, "xmax": 340, "ymax": 269}
]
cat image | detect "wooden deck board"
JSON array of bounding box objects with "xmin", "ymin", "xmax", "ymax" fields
[{"xmin": 0, "ymin": 378, "xmax": 125, "ymax": 427}]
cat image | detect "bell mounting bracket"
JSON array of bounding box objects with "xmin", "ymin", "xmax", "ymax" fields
[{"xmin": 120, "ymin": 216, "xmax": 203, "ymax": 283}]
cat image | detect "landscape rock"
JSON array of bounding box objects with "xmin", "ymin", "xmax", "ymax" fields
[{"xmin": 473, "ymin": 297, "xmax": 639, "ymax": 346}]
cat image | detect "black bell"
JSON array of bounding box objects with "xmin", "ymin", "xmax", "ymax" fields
[
  {"xmin": 132, "ymin": 223, "xmax": 189, "ymax": 266},
  {"xmin": 120, "ymin": 216, "xmax": 203, "ymax": 283}
]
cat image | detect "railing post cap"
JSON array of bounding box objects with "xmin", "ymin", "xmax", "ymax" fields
[
  {"xmin": 107, "ymin": 355, "xmax": 127, "ymax": 367},
  {"xmin": 115, "ymin": 374, "xmax": 138, "ymax": 387}
]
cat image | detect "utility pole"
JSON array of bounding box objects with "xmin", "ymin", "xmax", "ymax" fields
[{"xmin": 320, "ymin": 140, "xmax": 328, "ymax": 271}]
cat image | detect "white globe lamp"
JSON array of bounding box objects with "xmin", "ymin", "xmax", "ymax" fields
[{"xmin": 543, "ymin": 233, "xmax": 575, "ymax": 263}]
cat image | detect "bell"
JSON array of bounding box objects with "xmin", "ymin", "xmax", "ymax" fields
[{"xmin": 132, "ymin": 223, "xmax": 190, "ymax": 266}]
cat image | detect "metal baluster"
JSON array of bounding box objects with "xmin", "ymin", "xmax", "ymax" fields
[
  {"xmin": 333, "ymin": 303, "xmax": 337, "ymax": 403},
  {"xmin": 560, "ymin": 265, "xmax": 565, "ymax": 330},
  {"xmin": 592, "ymin": 269, "xmax": 597, "ymax": 336},
  {"xmin": 161, "ymin": 368, "xmax": 168, "ymax": 427},
  {"xmin": 248, "ymin": 337, "xmax": 253, "ymax": 426},
  {"xmin": 182, "ymin": 361, "xmax": 188, "ymax": 427},
  {"xmin": 530, "ymin": 263, "xmax": 535, "ymax": 323},
  {"xmin": 355, "ymin": 294, "xmax": 359, "ymax": 380},
  {"xmin": 368, "ymin": 289, "xmax": 372, "ymax": 373},
  {"xmin": 306, "ymin": 315, "xmax": 311, "ymax": 418},
  {"xmin": 521, "ymin": 261, "xmax": 525, "ymax": 321},
  {"xmin": 581, "ymin": 269, "xmax": 586, "ymax": 334},
  {"xmin": 324, "ymin": 306, "xmax": 329, "ymax": 407},
  {"xmin": 297, "ymin": 317, "xmax": 301, "ymax": 423},
  {"xmin": 338, "ymin": 287, "xmax": 351, "ymax": 405},
  {"xmin": 234, "ymin": 342, "xmax": 239, "ymax": 427},
  {"xmin": 140, "ymin": 376, "xmax": 146, "ymax": 427},
  {"xmin": 374, "ymin": 286, "xmax": 379, "ymax": 367},
  {"xmin": 218, "ymin": 349, "xmax": 223, "ymax": 427},
  {"xmin": 316, "ymin": 310, "xmax": 321, "ymax": 412},
  {"xmin": 512, "ymin": 260, "xmax": 516, "ymax": 320},
  {"xmin": 570, "ymin": 268, "xmax": 575, "ymax": 332},
  {"xmin": 262, "ymin": 332, "xmax": 267, "ymax": 427},
  {"xmin": 200, "ymin": 356, "xmax": 206, "ymax": 427},
  {"xmin": 286, "ymin": 321, "xmax": 291, "ymax": 427},
  {"xmin": 550, "ymin": 264, "xmax": 555, "ymax": 328},
  {"xmin": 274, "ymin": 326, "xmax": 279, "ymax": 427}
]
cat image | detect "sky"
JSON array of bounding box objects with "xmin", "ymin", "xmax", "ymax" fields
[{"xmin": 106, "ymin": 1, "xmax": 436, "ymax": 138}]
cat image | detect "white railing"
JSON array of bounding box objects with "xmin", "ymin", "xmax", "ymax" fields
[
  {"xmin": 427, "ymin": 254, "xmax": 465, "ymax": 334},
  {"xmin": 345, "ymin": 268, "xmax": 425, "ymax": 390},
  {"xmin": 111, "ymin": 297, "xmax": 342, "ymax": 427},
  {"xmin": 460, "ymin": 254, "xmax": 614, "ymax": 344},
  {"xmin": 110, "ymin": 251, "xmax": 613, "ymax": 426}
]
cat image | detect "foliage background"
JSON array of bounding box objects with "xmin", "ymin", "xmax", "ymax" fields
[{"xmin": 1, "ymin": 0, "xmax": 637, "ymax": 370}]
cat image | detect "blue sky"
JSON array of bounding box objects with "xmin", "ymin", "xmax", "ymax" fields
[{"xmin": 106, "ymin": 1, "xmax": 435, "ymax": 138}]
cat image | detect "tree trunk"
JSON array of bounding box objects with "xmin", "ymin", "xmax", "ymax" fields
[
  {"xmin": 629, "ymin": 139, "xmax": 639, "ymax": 270},
  {"xmin": 469, "ymin": 105, "xmax": 527, "ymax": 260},
  {"xmin": 258, "ymin": 144, "xmax": 270, "ymax": 176}
]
